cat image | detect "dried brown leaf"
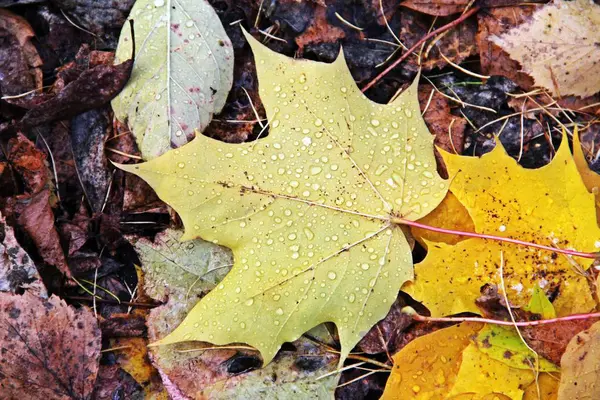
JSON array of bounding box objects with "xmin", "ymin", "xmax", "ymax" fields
[
  {"xmin": 0, "ymin": 292, "xmax": 101, "ymax": 399},
  {"xmin": 18, "ymin": 189, "xmax": 70, "ymax": 277},
  {"xmin": 0, "ymin": 9, "xmax": 43, "ymax": 108},
  {"xmin": 477, "ymin": 6, "xmax": 540, "ymax": 89},
  {"xmin": 400, "ymin": 9, "xmax": 477, "ymax": 71}
]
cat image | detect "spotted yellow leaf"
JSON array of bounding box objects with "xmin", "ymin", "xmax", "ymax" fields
[
  {"xmin": 403, "ymin": 136, "xmax": 600, "ymax": 317},
  {"xmin": 118, "ymin": 29, "xmax": 448, "ymax": 364}
]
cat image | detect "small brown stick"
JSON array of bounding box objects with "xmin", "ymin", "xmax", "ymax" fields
[
  {"xmin": 361, "ymin": 6, "xmax": 480, "ymax": 93},
  {"xmin": 66, "ymin": 296, "xmax": 158, "ymax": 308}
]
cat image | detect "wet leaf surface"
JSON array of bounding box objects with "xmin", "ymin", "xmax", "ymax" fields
[
  {"xmin": 120, "ymin": 29, "xmax": 448, "ymax": 364},
  {"xmin": 112, "ymin": 0, "xmax": 234, "ymax": 158}
]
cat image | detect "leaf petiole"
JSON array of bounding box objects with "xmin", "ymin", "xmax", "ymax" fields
[{"xmin": 391, "ymin": 217, "xmax": 600, "ymax": 259}]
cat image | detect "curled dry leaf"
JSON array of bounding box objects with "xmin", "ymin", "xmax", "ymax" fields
[
  {"xmin": 0, "ymin": 212, "xmax": 46, "ymax": 297},
  {"xmin": 112, "ymin": 0, "xmax": 234, "ymax": 159},
  {"xmin": 0, "ymin": 292, "xmax": 101, "ymax": 399},
  {"xmin": 0, "ymin": 9, "xmax": 43, "ymax": 108},
  {"xmin": 120, "ymin": 28, "xmax": 448, "ymax": 364},
  {"xmin": 492, "ymin": 0, "xmax": 600, "ymax": 98},
  {"xmin": 6, "ymin": 134, "xmax": 70, "ymax": 277},
  {"xmin": 19, "ymin": 50, "xmax": 133, "ymax": 129}
]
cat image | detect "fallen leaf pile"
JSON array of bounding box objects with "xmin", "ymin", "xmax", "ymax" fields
[{"xmin": 3, "ymin": 0, "xmax": 600, "ymax": 398}]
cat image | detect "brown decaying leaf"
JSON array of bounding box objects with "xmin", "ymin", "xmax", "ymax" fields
[
  {"xmin": 476, "ymin": 6, "xmax": 540, "ymax": 89},
  {"xmin": 19, "ymin": 52, "xmax": 133, "ymax": 128},
  {"xmin": 295, "ymin": 6, "xmax": 345, "ymax": 53},
  {"xmin": 418, "ymin": 84, "xmax": 466, "ymax": 177},
  {"xmin": 520, "ymin": 317, "xmax": 600, "ymax": 365},
  {"xmin": 5, "ymin": 134, "xmax": 70, "ymax": 277},
  {"xmin": 400, "ymin": 0, "xmax": 470, "ymax": 16},
  {"xmin": 400, "ymin": 9, "xmax": 477, "ymax": 71},
  {"xmin": 92, "ymin": 365, "xmax": 143, "ymax": 400},
  {"xmin": 0, "ymin": 211, "xmax": 47, "ymax": 297},
  {"xmin": 0, "ymin": 9, "xmax": 43, "ymax": 107},
  {"xmin": 358, "ymin": 294, "xmax": 413, "ymax": 355},
  {"xmin": 100, "ymin": 312, "xmax": 148, "ymax": 338},
  {"xmin": 18, "ymin": 190, "xmax": 71, "ymax": 277},
  {"xmin": 0, "ymin": 292, "xmax": 101, "ymax": 399}
]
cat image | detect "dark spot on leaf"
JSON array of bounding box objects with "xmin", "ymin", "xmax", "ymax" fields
[
  {"xmin": 224, "ymin": 354, "xmax": 262, "ymax": 375},
  {"xmin": 295, "ymin": 356, "xmax": 326, "ymax": 371},
  {"xmin": 8, "ymin": 306, "xmax": 20, "ymax": 319}
]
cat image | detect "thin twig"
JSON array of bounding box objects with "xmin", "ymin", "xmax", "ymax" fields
[
  {"xmin": 66, "ymin": 296, "xmax": 158, "ymax": 308},
  {"xmin": 393, "ymin": 217, "xmax": 600, "ymax": 259},
  {"xmin": 361, "ymin": 6, "xmax": 479, "ymax": 93},
  {"xmin": 412, "ymin": 312, "xmax": 600, "ymax": 327}
]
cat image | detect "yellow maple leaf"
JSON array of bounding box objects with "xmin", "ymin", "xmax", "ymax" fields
[
  {"xmin": 382, "ymin": 322, "xmax": 482, "ymax": 399},
  {"xmin": 382, "ymin": 322, "xmax": 541, "ymax": 399},
  {"xmin": 403, "ymin": 136, "xmax": 600, "ymax": 317},
  {"xmin": 119, "ymin": 29, "xmax": 448, "ymax": 364},
  {"xmin": 411, "ymin": 191, "xmax": 475, "ymax": 246},
  {"xmin": 491, "ymin": 0, "xmax": 600, "ymax": 98}
]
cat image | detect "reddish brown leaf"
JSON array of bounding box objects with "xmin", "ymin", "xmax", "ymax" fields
[
  {"xmin": 418, "ymin": 84, "xmax": 466, "ymax": 177},
  {"xmin": 295, "ymin": 6, "xmax": 345, "ymax": 52},
  {"xmin": 401, "ymin": 0, "xmax": 470, "ymax": 16},
  {"xmin": 477, "ymin": 6, "xmax": 540, "ymax": 89},
  {"xmin": 19, "ymin": 57, "xmax": 133, "ymax": 129},
  {"xmin": 18, "ymin": 189, "xmax": 70, "ymax": 277},
  {"xmin": 7, "ymin": 133, "xmax": 49, "ymax": 194},
  {"xmin": 0, "ymin": 9, "xmax": 43, "ymax": 108},
  {"xmin": 521, "ymin": 318, "xmax": 600, "ymax": 365},
  {"xmin": 0, "ymin": 292, "xmax": 101, "ymax": 399}
]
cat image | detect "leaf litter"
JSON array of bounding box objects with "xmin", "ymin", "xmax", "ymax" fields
[{"xmin": 2, "ymin": 0, "xmax": 600, "ymax": 398}]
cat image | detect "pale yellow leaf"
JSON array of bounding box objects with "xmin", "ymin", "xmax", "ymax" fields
[
  {"xmin": 119, "ymin": 29, "xmax": 448, "ymax": 364},
  {"xmin": 558, "ymin": 320, "xmax": 600, "ymax": 399}
]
